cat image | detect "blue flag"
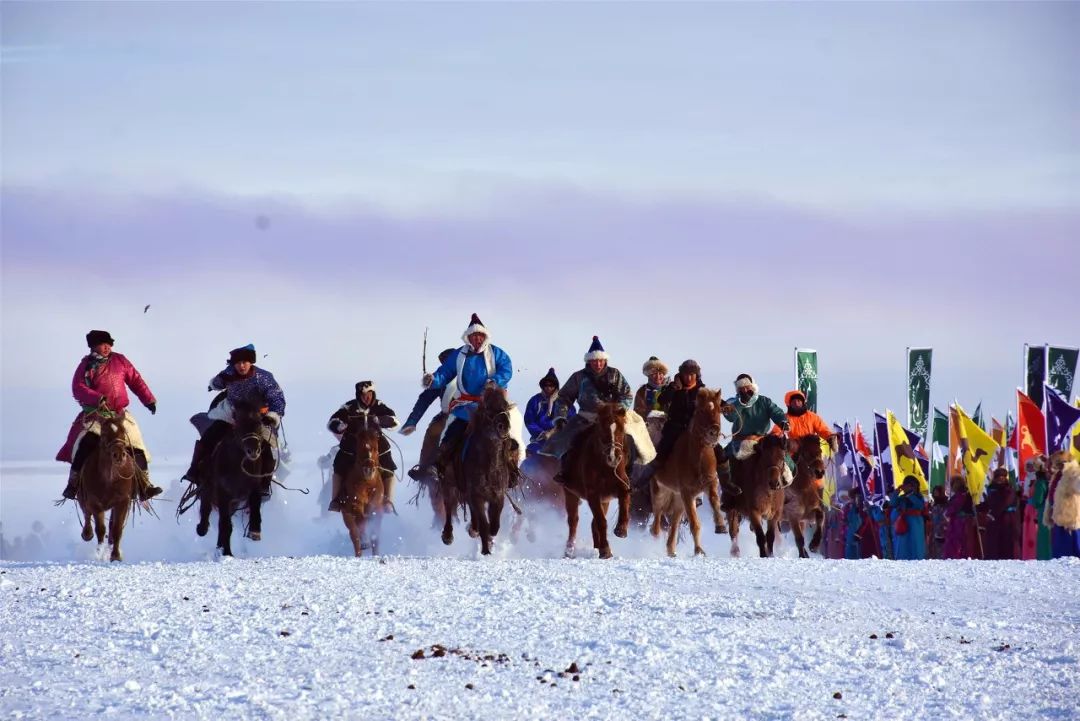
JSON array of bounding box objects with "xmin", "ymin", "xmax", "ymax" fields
[
  {"xmin": 1044, "ymin": 384, "xmax": 1080, "ymax": 453},
  {"xmin": 874, "ymin": 412, "xmax": 894, "ymax": 497}
]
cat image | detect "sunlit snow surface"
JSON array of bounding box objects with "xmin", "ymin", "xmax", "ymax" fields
[{"xmin": 2, "ymin": 460, "xmax": 1078, "ymax": 720}]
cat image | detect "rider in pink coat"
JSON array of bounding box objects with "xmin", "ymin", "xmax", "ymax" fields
[{"xmin": 57, "ymin": 330, "xmax": 160, "ymax": 500}]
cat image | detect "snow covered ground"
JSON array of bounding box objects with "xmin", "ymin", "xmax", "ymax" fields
[{"xmin": 2, "ymin": 460, "xmax": 1079, "ymax": 720}]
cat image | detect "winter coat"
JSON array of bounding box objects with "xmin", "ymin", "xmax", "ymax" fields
[
  {"xmin": 658, "ymin": 382, "xmax": 703, "ymax": 433},
  {"xmin": 428, "ymin": 343, "xmax": 512, "ymax": 422},
  {"xmin": 328, "ymin": 397, "xmax": 399, "ymax": 471},
  {"xmin": 525, "ymin": 392, "xmax": 574, "ymax": 440},
  {"xmin": 634, "ymin": 383, "xmax": 665, "ymax": 418},
  {"xmin": 979, "ymin": 483, "xmax": 1019, "ymax": 560},
  {"xmin": 889, "ymin": 490, "xmax": 927, "ymax": 560},
  {"xmin": 555, "ymin": 366, "xmax": 633, "ymax": 419},
  {"xmin": 210, "ymin": 365, "xmax": 286, "ymax": 416},
  {"xmin": 722, "ymin": 393, "xmax": 789, "ymax": 455},
  {"xmin": 770, "ymin": 392, "xmax": 832, "ymax": 440},
  {"xmin": 403, "ymin": 386, "xmax": 443, "ymax": 429},
  {"xmin": 843, "ymin": 502, "xmax": 864, "ymax": 560},
  {"xmin": 71, "ymin": 352, "xmax": 155, "ymax": 413},
  {"xmin": 943, "ymin": 492, "xmax": 978, "ymax": 559}
]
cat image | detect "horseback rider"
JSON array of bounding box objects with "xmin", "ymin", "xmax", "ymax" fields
[
  {"xmin": 540, "ymin": 336, "xmax": 655, "ymax": 479},
  {"xmin": 633, "ymin": 356, "xmax": 669, "ymax": 418},
  {"xmin": 58, "ymin": 330, "xmax": 162, "ymax": 501},
  {"xmin": 771, "ymin": 390, "xmax": 834, "ymax": 444},
  {"xmin": 524, "ymin": 368, "xmax": 575, "ymax": 456},
  {"xmin": 412, "ymin": 313, "xmax": 520, "ymax": 487},
  {"xmin": 399, "ymin": 347, "xmax": 457, "ymax": 436},
  {"xmin": 403, "ymin": 347, "xmax": 456, "ymax": 481},
  {"xmin": 182, "ymin": 344, "xmax": 286, "ymax": 485},
  {"xmin": 720, "ymin": 373, "xmax": 791, "ymax": 486},
  {"xmin": 637, "ymin": 359, "xmax": 705, "ymax": 483},
  {"xmin": 327, "ymin": 381, "xmax": 399, "ymax": 512}
]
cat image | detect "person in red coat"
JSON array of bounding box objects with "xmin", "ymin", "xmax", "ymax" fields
[
  {"xmin": 57, "ymin": 330, "xmax": 160, "ymax": 500},
  {"xmin": 979, "ymin": 468, "xmax": 1019, "ymax": 560}
]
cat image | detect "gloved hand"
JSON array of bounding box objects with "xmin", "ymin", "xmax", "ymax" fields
[
  {"xmin": 146, "ymin": 402, "xmax": 157, "ymax": 415},
  {"xmin": 421, "ymin": 373, "xmax": 433, "ymax": 388},
  {"xmin": 485, "ymin": 379, "xmax": 499, "ymax": 389},
  {"xmin": 399, "ymin": 425, "xmax": 416, "ymax": 436},
  {"xmin": 329, "ymin": 418, "xmax": 347, "ymax": 434},
  {"xmin": 378, "ymin": 415, "xmax": 396, "ymax": 428},
  {"xmin": 262, "ymin": 411, "xmax": 281, "ymax": 428},
  {"xmin": 719, "ymin": 403, "xmax": 735, "ymax": 415}
]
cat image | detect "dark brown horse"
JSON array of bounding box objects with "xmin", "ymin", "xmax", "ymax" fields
[
  {"xmin": 562, "ymin": 403, "xmax": 632, "ymax": 559},
  {"xmin": 338, "ymin": 417, "xmax": 387, "ymax": 557},
  {"xmin": 650, "ymin": 389, "xmax": 724, "ymax": 557},
  {"xmin": 725, "ymin": 434, "xmax": 787, "ymax": 558},
  {"xmin": 196, "ymin": 402, "xmax": 274, "ymax": 557},
  {"xmin": 453, "ymin": 386, "xmax": 515, "ymax": 555},
  {"xmin": 784, "ymin": 434, "xmax": 827, "ymax": 558},
  {"xmin": 76, "ymin": 412, "xmax": 138, "ymax": 561}
]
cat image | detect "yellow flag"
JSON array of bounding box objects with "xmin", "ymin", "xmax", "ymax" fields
[
  {"xmin": 955, "ymin": 404, "xmax": 999, "ymax": 500},
  {"xmin": 1072, "ymin": 399, "xmax": 1080, "ymax": 463},
  {"xmin": 887, "ymin": 410, "xmax": 928, "ymax": 494},
  {"xmin": 821, "ymin": 436, "xmax": 836, "ymax": 507}
]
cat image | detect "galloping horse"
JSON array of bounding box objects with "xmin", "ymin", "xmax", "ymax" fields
[
  {"xmin": 724, "ymin": 434, "xmax": 787, "ymax": 557},
  {"xmin": 338, "ymin": 416, "xmax": 386, "ymax": 557},
  {"xmin": 562, "ymin": 402, "xmax": 632, "ymax": 559},
  {"xmin": 76, "ymin": 411, "xmax": 138, "ymax": 561},
  {"xmin": 196, "ymin": 401, "xmax": 275, "ymax": 556},
  {"xmin": 784, "ymin": 434, "xmax": 828, "ymax": 558},
  {"xmin": 455, "ymin": 386, "xmax": 515, "ymax": 555},
  {"xmin": 650, "ymin": 389, "xmax": 724, "ymax": 557}
]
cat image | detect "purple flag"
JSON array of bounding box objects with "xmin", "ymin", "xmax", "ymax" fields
[
  {"xmin": 873, "ymin": 412, "xmax": 894, "ymax": 497},
  {"xmin": 1044, "ymin": 384, "xmax": 1080, "ymax": 453}
]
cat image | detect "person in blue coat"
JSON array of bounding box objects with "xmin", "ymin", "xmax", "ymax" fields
[
  {"xmin": 413, "ymin": 313, "xmax": 514, "ymax": 484},
  {"xmin": 890, "ymin": 475, "xmax": 927, "ymax": 560},
  {"xmin": 524, "ymin": 368, "xmax": 574, "ymax": 456},
  {"xmin": 843, "ymin": 487, "xmax": 866, "ymax": 560},
  {"xmin": 869, "ymin": 499, "xmax": 893, "ymax": 559}
]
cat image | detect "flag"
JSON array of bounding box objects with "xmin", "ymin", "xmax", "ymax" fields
[
  {"xmin": 991, "ymin": 417, "xmax": 1006, "ymax": 468},
  {"xmin": 854, "ymin": 421, "xmax": 873, "ymax": 460},
  {"xmin": 972, "ymin": 401, "xmax": 985, "ymax": 431},
  {"xmin": 1025, "ymin": 344, "xmax": 1047, "ymax": 408},
  {"xmin": 906, "ymin": 348, "xmax": 932, "ymax": 437},
  {"xmin": 948, "ymin": 405, "xmax": 964, "ymax": 477},
  {"xmin": 841, "ymin": 423, "xmax": 874, "ymax": 503},
  {"xmin": 887, "ymin": 410, "xmax": 929, "ymax": 494},
  {"xmin": 930, "ymin": 408, "xmax": 949, "ymax": 490},
  {"xmin": 1016, "ymin": 389, "xmax": 1046, "ymax": 474},
  {"xmin": 1044, "ymin": 384, "xmax": 1080, "ymax": 454},
  {"xmin": 955, "ymin": 404, "xmax": 1000, "ymax": 501},
  {"xmin": 873, "ymin": 412, "xmax": 894, "ymax": 497},
  {"xmin": 1072, "ymin": 399, "xmax": 1080, "ymax": 463},
  {"xmin": 795, "ymin": 348, "xmax": 819, "ymax": 413},
  {"xmin": 1046, "ymin": 345, "xmax": 1078, "ymax": 399}
]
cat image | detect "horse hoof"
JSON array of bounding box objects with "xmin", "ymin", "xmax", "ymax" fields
[
  {"xmin": 714, "ymin": 524, "xmax": 727, "ymax": 535},
  {"xmin": 467, "ymin": 527, "xmax": 479, "ymax": 539},
  {"xmin": 564, "ymin": 547, "xmax": 576, "ymax": 559},
  {"xmin": 196, "ymin": 522, "xmax": 209, "ymax": 537},
  {"xmin": 731, "ymin": 547, "xmax": 741, "ymax": 558},
  {"xmin": 614, "ymin": 525, "xmax": 628, "ymax": 539},
  {"xmin": 81, "ymin": 529, "xmax": 93, "ymax": 542},
  {"xmin": 667, "ymin": 550, "xmax": 677, "ymax": 558},
  {"xmin": 248, "ymin": 531, "xmax": 261, "ymax": 542},
  {"xmin": 599, "ymin": 549, "xmax": 614, "ymax": 560},
  {"xmin": 694, "ymin": 548, "xmax": 706, "ymax": 557},
  {"xmin": 442, "ymin": 531, "xmax": 453, "ymax": 546}
]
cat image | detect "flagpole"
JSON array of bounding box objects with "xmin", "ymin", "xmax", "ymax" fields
[{"xmin": 905, "ymin": 347, "xmax": 910, "ymax": 429}]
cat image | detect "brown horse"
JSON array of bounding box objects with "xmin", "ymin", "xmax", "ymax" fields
[
  {"xmin": 650, "ymin": 389, "xmax": 724, "ymax": 557},
  {"xmin": 338, "ymin": 418, "xmax": 387, "ymax": 557},
  {"xmin": 562, "ymin": 403, "xmax": 632, "ymax": 559},
  {"xmin": 784, "ymin": 434, "xmax": 827, "ymax": 558},
  {"xmin": 76, "ymin": 412, "xmax": 138, "ymax": 562},
  {"xmin": 725, "ymin": 434, "xmax": 787, "ymax": 558},
  {"xmin": 455, "ymin": 386, "xmax": 515, "ymax": 555}
]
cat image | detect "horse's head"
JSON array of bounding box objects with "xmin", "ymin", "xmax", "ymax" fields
[
  {"xmin": 595, "ymin": 402, "xmax": 628, "ymax": 469},
  {"xmin": 754, "ymin": 434, "xmax": 788, "ymax": 488},
  {"xmin": 479, "ymin": 385, "xmax": 512, "ymax": 439},
  {"xmin": 98, "ymin": 412, "xmax": 135, "ymax": 477},
  {"xmin": 347, "ymin": 424, "xmax": 382, "ymax": 482},
  {"xmin": 693, "ymin": 389, "xmax": 723, "ymax": 446},
  {"xmin": 232, "ymin": 401, "xmax": 268, "ymax": 462},
  {"xmin": 795, "ymin": 434, "xmax": 827, "ymax": 481}
]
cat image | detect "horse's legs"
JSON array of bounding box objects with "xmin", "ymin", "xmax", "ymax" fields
[
  {"xmin": 108, "ymin": 504, "xmax": 128, "ymax": 562},
  {"xmin": 614, "ymin": 487, "xmax": 630, "ymax": 539},
  {"xmin": 791, "ymin": 517, "xmax": 809, "ymax": 558},
  {"xmin": 765, "ymin": 519, "xmax": 778, "ymax": 557},
  {"xmin": 94, "ymin": 511, "xmax": 107, "ymax": 545},
  {"xmin": 728, "ymin": 511, "xmax": 741, "ymax": 557},
  {"xmin": 707, "ymin": 477, "xmax": 726, "ymax": 534},
  {"xmin": 649, "ymin": 481, "xmax": 666, "ymax": 539},
  {"xmin": 748, "ymin": 512, "xmax": 769, "ymax": 558},
  {"xmin": 665, "ymin": 505, "xmax": 683, "ymax": 557},
  {"xmin": 564, "ymin": 491, "xmax": 580, "ymax": 558},
  {"xmin": 196, "ymin": 487, "xmax": 212, "ymax": 537},
  {"xmin": 471, "ymin": 497, "xmax": 492, "ymax": 555},
  {"xmin": 488, "ymin": 496, "xmax": 504, "ymax": 540},
  {"xmin": 247, "ymin": 490, "xmax": 263, "ymax": 542},
  {"xmin": 217, "ymin": 497, "xmax": 233, "ymax": 557},
  {"xmin": 80, "ymin": 506, "xmax": 93, "ymax": 542},
  {"xmin": 369, "ymin": 507, "xmax": 384, "ymax": 556},
  {"xmin": 808, "ymin": 508, "xmax": 824, "ymax": 553},
  {"xmin": 589, "ymin": 496, "xmax": 612, "ymax": 559},
  {"xmin": 682, "ymin": 488, "xmax": 705, "ymax": 556},
  {"xmin": 342, "ymin": 511, "xmax": 363, "ymax": 557}
]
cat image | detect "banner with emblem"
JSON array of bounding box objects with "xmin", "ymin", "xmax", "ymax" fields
[
  {"xmin": 929, "ymin": 408, "xmax": 949, "ymax": 491},
  {"xmin": 794, "ymin": 348, "xmax": 818, "ymax": 413},
  {"xmin": 955, "ymin": 404, "xmax": 999, "ymax": 501},
  {"xmin": 1015, "ymin": 389, "xmax": 1046, "ymax": 475},
  {"xmin": 1046, "ymin": 345, "xmax": 1078, "ymax": 399},
  {"xmin": 1025, "ymin": 344, "xmax": 1047, "ymax": 409},
  {"xmin": 887, "ymin": 410, "xmax": 929, "ymax": 494},
  {"xmin": 906, "ymin": 347, "xmax": 932, "ymax": 438},
  {"xmin": 1044, "ymin": 384, "xmax": 1080, "ymax": 455}
]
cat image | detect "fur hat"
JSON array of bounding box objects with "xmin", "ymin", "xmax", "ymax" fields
[
  {"xmin": 355, "ymin": 380, "xmax": 376, "ymax": 398},
  {"xmin": 86, "ymin": 329, "xmax": 115, "ymax": 348},
  {"xmin": 678, "ymin": 359, "xmax": 701, "ymax": 376},
  {"xmin": 462, "ymin": 313, "xmax": 489, "ymax": 340},
  {"xmin": 584, "ymin": 335, "xmax": 608, "ymax": 362},
  {"xmin": 539, "ymin": 368, "xmax": 559, "ymax": 388},
  {"xmin": 642, "ymin": 356, "xmax": 668, "ymax": 377},
  {"xmin": 735, "ymin": 373, "xmax": 759, "ymax": 395},
  {"xmin": 784, "ymin": 390, "xmax": 806, "ymax": 406},
  {"xmin": 228, "ymin": 344, "xmax": 257, "ymax": 365}
]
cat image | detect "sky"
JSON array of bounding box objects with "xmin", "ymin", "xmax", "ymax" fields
[{"xmin": 1, "ymin": 1, "xmax": 1078, "ymax": 462}]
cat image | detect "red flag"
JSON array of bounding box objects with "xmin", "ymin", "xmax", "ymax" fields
[
  {"xmin": 1016, "ymin": 389, "xmax": 1046, "ymax": 473},
  {"xmin": 854, "ymin": 421, "xmax": 873, "ymax": 459}
]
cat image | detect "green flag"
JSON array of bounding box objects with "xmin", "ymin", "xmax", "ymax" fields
[
  {"xmin": 1025, "ymin": 344, "xmax": 1046, "ymax": 408},
  {"xmin": 930, "ymin": 407, "xmax": 949, "ymax": 490},
  {"xmin": 1047, "ymin": 345, "xmax": 1078, "ymax": 399},
  {"xmin": 795, "ymin": 349, "xmax": 818, "ymax": 413},
  {"xmin": 907, "ymin": 347, "xmax": 932, "ymax": 437}
]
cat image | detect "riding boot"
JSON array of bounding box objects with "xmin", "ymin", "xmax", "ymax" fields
[
  {"xmin": 638, "ymin": 459, "xmax": 658, "ymax": 484},
  {"xmin": 717, "ymin": 456, "xmax": 741, "ymax": 496},
  {"xmin": 62, "ymin": 467, "xmax": 80, "ymax": 500},
  {"xmin": 327, "ymin": 472, "xmax": 344, "ymax": 512},
  {"xmin": 133, "ymin": 450, "xmax": 162, "ymax": 501},
  {"xmin": 381, "ymin": 470, "xmax": 396, "ymax": 512},
  {"xmin": 506, "ymin": 440, "xmax": 521, "ymax": 489},
  {"xmin": 183, "ymin": 439, "xmax": 205, "ymax": 485}
]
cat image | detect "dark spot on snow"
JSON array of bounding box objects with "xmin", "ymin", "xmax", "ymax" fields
[
  {"xmin": 833, "ymin": 691, "xmax": 843, "ymax": 700},
  {"xmin": 301, "ymin": 611, "xmax": 309, "ymax": 616},
  {"xmin": 411, "ymin": 649, "xmax": 426, "ymax": 660},
  {"xmin": 379, "ymin": 634, "xmax": 394, "ymax": 642},
  {"xmin": 407, "ymin": 684, "xmax": 415, "ymax": 690},
  {"xmin": 573, "ymin": 675, "xmax": 580, "ymax": 682},
  {"xmin": 995, "ymin": 644, "xmax": 1011, "ymax": 652},
  {"xmin": 182, "ymin": 596, "xmax": 190, "ymax": 601},
  {"xmin": 432, "ymin": 646, "xmax": 447, "ymax": 658},
  {"xmin": 885, "ymin": 633, "xmax": 895, "ymax": 639},
  {"xmin": 566, "ymin": 662, "xmax": 581, "ymax": 674},
  {"xmin": 279, "ymin": 630, "xmax": 291, "ymax": 637},
  {"xmin": 465, "ymin": 683, "xmax": 474, "ymax": 690},
  {"xmin": 959, "ymin": 637, "xmax": 972, "ymax": 645},
  {"xmin": 869, "ymin": 634, "xmax": 878, "ymax": 639}
]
